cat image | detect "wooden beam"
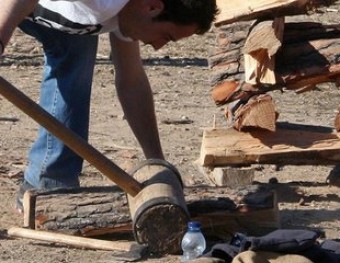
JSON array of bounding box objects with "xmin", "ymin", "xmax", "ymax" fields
[{"xmin": 200, "ymin": 123, "xmax": 340, "ymax": 166}]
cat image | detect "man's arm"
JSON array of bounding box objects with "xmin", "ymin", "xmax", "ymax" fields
[
  {"xmin": 110, "ymin": 33, "xmax": 165, "ymax": 160},
  {"xmin": 0, "ymin": 0, "xmax": 38, "ymax": 53}
]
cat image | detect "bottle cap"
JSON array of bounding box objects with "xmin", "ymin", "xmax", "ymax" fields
[{"xmin": 188, "ymin": 221, "xmax": 201, "ymax": 229}]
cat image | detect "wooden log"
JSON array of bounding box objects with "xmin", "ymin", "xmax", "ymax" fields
[
  {"xmin": 215, "ymin": 0, "xmax": 336, "ymax": 26},
  {"xmin": 28, "ymin": 186, "xmax": 131, "ymax": 236},
  {"xmin": 23, "ymin": 185, "xmax": 279, "ymax": 241},
  {"xmin": 199, "ymin": 123, "xmax": 340, "ymax": 166},
  {"xmin": 243, "ymin": 18, "xmax": 285, "ymax": 85}
]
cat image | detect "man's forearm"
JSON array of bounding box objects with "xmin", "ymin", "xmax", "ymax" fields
[
  {"xmin": 110, "ymin": 34, "xmax": 165, "ymax": 160},
  {"xmin": 116, "ymin": 74, "xmax": 165, "ymax": 160},
  {"xmin": 0, "ymin": 0, "xmax": 38, "ymax": 51}
]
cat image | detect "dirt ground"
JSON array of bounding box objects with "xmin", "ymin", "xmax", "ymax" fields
[{"xmin": 0, "ymin": 5, "xmax": 339, "ymax": 263}]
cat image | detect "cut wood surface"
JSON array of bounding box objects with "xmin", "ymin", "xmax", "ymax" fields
[
  {"xmin": 200, "ymin": 123, "xmax": 340, "ymax": 166},
  {"xmin": 215, "ymin": 0, "xmax": 336, "ymax": 26},
  {"xmin": 232, "ymin": 94, "xmax": 278, "ymax": 132},
  {"xmin": 24, "ymin": 185, "xmax": 279, "ymax": 239},
  {"xmin": 244, "ymin": 18, "xmax": 285, "ymax": 85}
]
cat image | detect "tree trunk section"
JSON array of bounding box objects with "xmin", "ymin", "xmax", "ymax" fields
[{"xmin": 24, "ymin": 185, "xmax": 279, "ymax": 241}]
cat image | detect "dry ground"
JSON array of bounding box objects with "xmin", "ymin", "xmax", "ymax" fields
[{"xmin": 0, "ymin": 5, "xmax": 339, "ymax": 263}]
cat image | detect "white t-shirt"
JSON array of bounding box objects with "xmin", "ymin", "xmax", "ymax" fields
[{"xmin": 27, "ymin": 0, "xmax": 132, "ymax": 40}]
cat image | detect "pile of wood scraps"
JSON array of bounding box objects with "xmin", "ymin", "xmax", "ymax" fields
[{"xmin": 210, "ymin": 0, "xmax": 340, "ymax": 131}]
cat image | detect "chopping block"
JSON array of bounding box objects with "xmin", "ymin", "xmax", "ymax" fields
[
  {"xmin": 0, "ymin": 76, "xmax": 189, "ymax": 254},
  {"xmin": 127, "ymin": 159, "xmax": 189, "ymax": 254}
]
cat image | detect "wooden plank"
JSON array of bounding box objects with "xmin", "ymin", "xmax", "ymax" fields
[
  {"xmin": 200, "ymin": 123, "xmax": 340, "ymax": 166},
  {"xmin": 215, "ymin": 0, "xmax": 335, "ymax": 26}
]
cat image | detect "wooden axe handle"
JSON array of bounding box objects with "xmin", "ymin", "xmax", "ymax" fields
[
  {"xmin": 0, "ymin": 76, "xmax": 142, "ymax": 196},
  {"xmin": 8, "ymin": 227, "xmax": 140, "ymax": 251}
]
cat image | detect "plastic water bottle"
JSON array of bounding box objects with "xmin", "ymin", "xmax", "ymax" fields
[{"xmin": 181, "ymin": 221, "xmax": 206, "ymax": 261}]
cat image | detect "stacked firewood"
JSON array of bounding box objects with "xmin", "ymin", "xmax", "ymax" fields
[{"xmin": 210, "ymin": 0, "xmax": 340, "ymax": 132}]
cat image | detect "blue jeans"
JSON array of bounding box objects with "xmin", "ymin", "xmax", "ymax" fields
[{"xmin": 19, "ymin": 20, "xmax": 99, "ymax": 189}]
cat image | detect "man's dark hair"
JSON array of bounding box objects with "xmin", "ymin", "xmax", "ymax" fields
[{"xmin": 156, "ymin": 0, "xmax": 219, "ymax": 34}]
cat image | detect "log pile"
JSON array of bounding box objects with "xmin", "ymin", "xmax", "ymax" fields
[{"xmin": 210, "ymin": 0, "xmax": 340, "ymax": 131}]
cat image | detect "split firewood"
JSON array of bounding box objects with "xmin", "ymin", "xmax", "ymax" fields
[
  {"xmin": 210, "ymin": 21, "xmax": 340, "ymax": 93},
  {"xmin": 231, "ymin": 94, "xmax": 278, "ymax": 132},
  {"xmin": 276, "ymin": 36, "xmax": 340, "ymax": 90},
  {"xmin": 243, "ymin": 18, "xmax": 285, "ymax": 85},
  {"xmin": 211, "ymin": 80, "xmax": 260, "ymax": 105},
  {"xmin": 215, "ymin": 0, "xmax": 337, "ymax": 26}
]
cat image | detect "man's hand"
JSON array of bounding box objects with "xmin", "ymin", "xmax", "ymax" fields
[{"xmin": 109, "ymin": 33, "xmax": 165, "ymax": 160}]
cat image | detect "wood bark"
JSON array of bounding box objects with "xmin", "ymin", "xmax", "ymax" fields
[
  {"xmin": 209, "ymin": 22, "xmax": 250, "ymax": 86},
  {"xmin": 215, "ymin": 0, "xmax": 337, "ymax": 26},
  {"xmin": 200, "ymin": 124, "xmax": 340, "ymax": 166},
  {"xmin": 24, "ymin": 185, "xmax": 279, "ymax": 240}
]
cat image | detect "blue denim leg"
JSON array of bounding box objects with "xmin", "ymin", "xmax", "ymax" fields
[{"xmin": 19, "ymin": 20, "xmax": 99, "ymax": 189}]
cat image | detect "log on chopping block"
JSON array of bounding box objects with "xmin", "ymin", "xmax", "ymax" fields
[
  {"xmin": 199, "ymin": 123, "xmax": 340, "ymax": 166},
  {"xmin": 23, "ymin": 184, "xmax": 279, "ymax": 242},
  {"xmin": 7, "ymin": 227, "xmax": 145, "ymax": 252},
  {"xmin": 0, "ymin": 76, "xmax": 189, "ymax": 254}
]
